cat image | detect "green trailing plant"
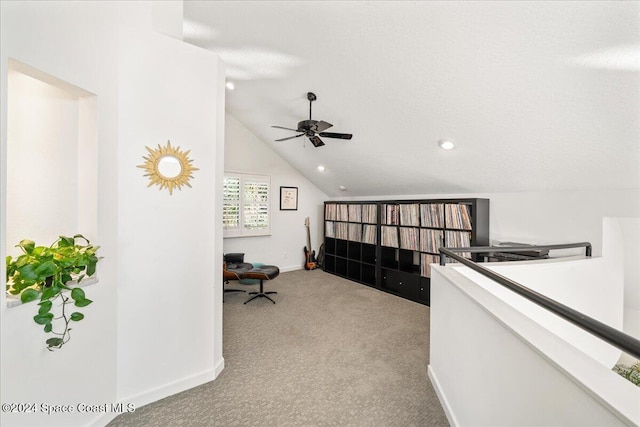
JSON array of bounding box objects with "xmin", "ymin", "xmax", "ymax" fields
[
  {"xmin": 6, "ymin": 234, "xmax": 100, "ymax": 351},
  {"xmin": 614, "ymin": 362, "xmax": 640, "ymax": 387}
]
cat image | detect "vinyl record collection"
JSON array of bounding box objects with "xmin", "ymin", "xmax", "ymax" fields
[
  {"xmin": 420, "ymin": 254, "xmax": 441, "ymax": 278},
  {"xmin": 399, "ymin": 203, "xmax": 420, "ymax": 226},
  {"xmin": 348, "ymin": 204, "xmax": 362, "ymax": 223},
  {"xmin": 362, "ymin": 204, "xmax": 377, "ymax": 224},
  {"xmin": 348, "ymin": 223, "xmax": 362, "ymax": 242},
  {"xmin": 325, "ymin": 201, "xmax": 481, "ymax": 278},
  {"xmin": 362, "ymin": 224, "xmax": 377, "ymax": 244},
  {"xmin": 322, "ymin": 199, "xmax": 489, "ymax": 306},
  {"xmin": 381, "ymin": 225, "xmax": 399, "ymax": 247}
]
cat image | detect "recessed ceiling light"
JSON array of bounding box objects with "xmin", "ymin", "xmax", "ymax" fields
[
  {"xmin": 317, "ymin": 165, "xmax": 326, "ymax": 172},
  {"xmin": 438, "ymin": 139, "xmax": 455, "ymax": 150},
  {"xmin": 225, "ymin": 81, "xmax": 235, "ymax": 90}
]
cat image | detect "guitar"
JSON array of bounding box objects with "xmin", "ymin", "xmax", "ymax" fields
[{"xmin": 304, "ymin": 217, "xmax": 317, "ymax": 270}]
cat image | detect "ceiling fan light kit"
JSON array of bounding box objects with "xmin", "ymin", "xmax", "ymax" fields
[{"xmin": 272, "ymin": 92, "xmax": 353, "ymax": 147}]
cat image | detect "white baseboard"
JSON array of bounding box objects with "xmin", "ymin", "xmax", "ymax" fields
[
  {"xmin": 215, "ymin": 356, "xmax": 225, "ymax": 377},
  {"xmin": 125, "ymin": 359, "xmax": 224, "ymax": 408},
  {"xmin": 428, "ymin": 364, "xmax": 458, "ymax": 427},
  {"xmin": 280, "ymin": 265, "xmax": 303, "ymax": 273},
  {"xmin": 126, "ymin": 367, "xmax": 218, "ymax": 409},
  {"xmin": 88, "ymin": 358, "xmax": 225, "ymax": 427}
]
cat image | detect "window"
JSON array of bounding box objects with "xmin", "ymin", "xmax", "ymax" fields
[{"xmin": 223, "ymin": 173, "xmax": 271, "ymax": 237}]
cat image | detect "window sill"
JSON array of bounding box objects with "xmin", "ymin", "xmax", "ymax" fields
[
  {"xmin": 6, "ymin": 276, "xmax": 99, "ymax": 308},
  {"xmin": 224, "ymin": 234, "xmax": 272, "ymax": 239}
]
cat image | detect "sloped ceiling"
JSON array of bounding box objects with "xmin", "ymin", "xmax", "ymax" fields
[{"xmin": 184, "ymin": 1, "xmax": 640, "ymax": 197}]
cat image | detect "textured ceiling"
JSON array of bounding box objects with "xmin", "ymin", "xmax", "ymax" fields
[{"xmin": 184, "ymin": 1, "xmax": 640, "ymax": 197}]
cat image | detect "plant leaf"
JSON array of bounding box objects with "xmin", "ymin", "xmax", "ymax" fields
[
  {"xmin": 17, "ymin": 263, "xmax": 38, "ymax": 281},
  {"xmin": 41, "ymin": 286, "xmax": 58, "ymax": 301},
  {"xmin": 38, "ymin": 300, "xmax": 52, "ymax": 314},
  {"xmin": 87, "ymin": 260, "xmax": 97, "ymax": 276},
  {"xmin": 32, "ymin": 246, "xmax": 45, "ymax": 256},
  {"xmin": 44, "ymin": 323, "xmax": 52, "ymax": 333},
  {"xmin": 58, "ymin": 236, "xmax": 74, "ymax": 247},
  {"xmin": 74, "ymin": 298, "xmax": 92, "ymax": 308},
  {"xmin": 72, "ymin": 287, "xmax": 93, "ymax": 307},
  {"xmin": 33, "ymin": 312, "xmax": 54, "ymax": 325},
  {"xmin": 15, "ymin": 254, "xmax": 31, "ymax": 268},
  {"xmin": 19, "ymin": 239, "xmax": 35, "ymax": 254},
  {"xmin": 46, "ymin": 337, "xmax": 63, "ymax": 347},
  {"xmin": 71, "ymin": 287, "xmax": 86, "ymax": 301},
  {"xmin": 70, "ymin": 312, "xmax": 84, "ymax": 321},
  {"xmin": 35, "ymin": 261, "xmax": 56, "ymax": 278},
  {"xmin": 21, "ymin": 288, "xmax": 40, "ymax": 303}
]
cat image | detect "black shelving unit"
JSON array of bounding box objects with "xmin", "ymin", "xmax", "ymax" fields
[{"xmin": 323, "ymin": 199, "xmax": 490, "ymax": 306}]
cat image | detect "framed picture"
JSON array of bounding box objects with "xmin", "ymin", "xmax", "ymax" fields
[{"xmin": 280, "ymin": 186, "xmax": 298, "ymax": 211}]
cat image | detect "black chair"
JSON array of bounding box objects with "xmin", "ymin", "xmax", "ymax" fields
[
  {"xmin": 223, "ymin": 253, "xmax": 280, "ymax": 304},
  {"xmin": 223, "ymin": 253, "xmax": 252, "ymax": 297}
]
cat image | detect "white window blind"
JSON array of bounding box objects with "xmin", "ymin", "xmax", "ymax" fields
[
  {"xmin": 223, "ymin": 173, "xmax": 271, "ymax": 237},
  {"xmin": 223, "ymin": 176, "xmax": 241, "ymax": 232}
]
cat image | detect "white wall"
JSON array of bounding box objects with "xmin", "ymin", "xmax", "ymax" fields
[
  {"xmin": 1, "ymin": 2, "xmax": 225, "ymax": 426},
  {"xmin": 116, "ymin": 6, "xmax": 224, "ymax": 406},
  {"xmin": 458, "ymin": 253, "xmax": 624, "ymax": 368},
  {"xmin": 429, "ymin": 262, "xmax": 640, "ymax": 426},
  {"xmin": 1, "ymin": 2, "xmax": 119, "ymax": 426},
  {"xmin": 484, "ymin": 190, "xmax": 640, "ymax": 257},
  {"xmin": 224, "ymin": 113, "xmax": 328, "ymax": 271},
  {"xmin": 151, "ymin": 1, "xmax": 184, "ymax": 40},
  {"xmin": 428, "ymin": 218, "xmax": 640, "ymax": 425},
  {"xmin": 610, "ymin": 217, "xmax": 640, "ymax": 340},
  {"xmin": 6, "ymin": 70, "xmax": 81, "ymax": 246}
]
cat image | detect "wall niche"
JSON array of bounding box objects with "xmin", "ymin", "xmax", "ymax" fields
[{"xmin": 6, "ymin": 59, "xmax": 97, "ymax": 255}]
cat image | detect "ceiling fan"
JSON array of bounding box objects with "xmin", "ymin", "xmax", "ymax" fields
[{"xmin": 272, "ymin": 92, "xmax": 353, "ymax": 147}]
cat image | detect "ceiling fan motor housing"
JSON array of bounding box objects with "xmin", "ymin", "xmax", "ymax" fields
[{"xmin": 298, "ymin": 119, "xmax": 318, "ymax": 133}]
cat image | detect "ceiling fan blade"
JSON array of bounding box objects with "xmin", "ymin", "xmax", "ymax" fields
[
  {"xmin": 313, "ymin": 121, "xmax": 333, "ymax": 133},
  {"xmin": 318, "ymin": 132, "xmax": 353, "ymax": 140},
  {"xmin": 275, "ymin": 133, "xmax": 304, "ymax": 142},
  {"xmin": 310, "ymin": 136, "xmax": 325, "ymax": 147},
  {"xmin": 272, "ymin": 125, "xmax": 301, "ymax": 132}
]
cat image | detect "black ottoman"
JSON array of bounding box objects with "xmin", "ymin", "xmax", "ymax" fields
[{"xmin": 242, "ymin": 265, "xmax": 280, "ymax": 304}]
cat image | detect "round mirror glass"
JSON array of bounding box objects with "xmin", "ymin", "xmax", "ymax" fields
[{"xmin": 157, "ymin": 156, "xmax": 182, "ymax": 179}]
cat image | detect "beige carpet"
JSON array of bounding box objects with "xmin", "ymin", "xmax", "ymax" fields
[{"xmin": 109, "ymin": 269, "xmax": 449, "ymax": 426}]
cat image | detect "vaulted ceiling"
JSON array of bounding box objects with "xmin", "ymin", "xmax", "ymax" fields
[{"xmin": 184, "ymin": 1, "xmax": 639, "ymax": 197}]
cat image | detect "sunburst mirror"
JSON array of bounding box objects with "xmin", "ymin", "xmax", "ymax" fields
[{"xmin": 137, "ymin": 140, "xmax": 198, "ymax": 195}]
